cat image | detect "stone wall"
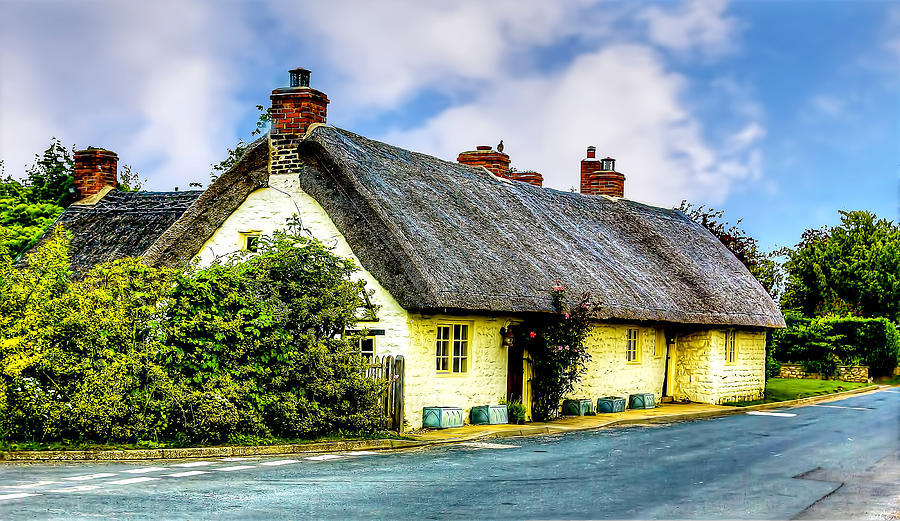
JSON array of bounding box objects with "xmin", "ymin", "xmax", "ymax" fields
[
  {"xmin": 779, "ymin": 363, "xmax": 871, "ymax": 383},
  {"xmin": 670, "ymin": 330, "xmax": 765, "ymax": 404}
]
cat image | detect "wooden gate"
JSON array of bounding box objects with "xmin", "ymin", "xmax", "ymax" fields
[{"xmin": 365, "ymin": 355, "xmax": 405, "ymax": 432}]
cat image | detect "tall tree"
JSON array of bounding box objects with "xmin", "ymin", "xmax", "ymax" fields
[
  {"xmin": 677, "ymin": 201, "xmax": 781, "ymax": 299},
  {"xmin": 780, "ymin": 210, "xmax": 900, "ymax": 322}
]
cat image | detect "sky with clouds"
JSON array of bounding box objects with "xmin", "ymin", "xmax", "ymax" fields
[{"xmin": 0, "ymin": 0, "xmax": 896, "ymax": 251}]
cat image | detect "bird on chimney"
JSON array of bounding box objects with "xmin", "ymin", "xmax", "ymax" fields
[{"xmin": 497, "ymin": 140, "xmax": 504, "ymax": 153}]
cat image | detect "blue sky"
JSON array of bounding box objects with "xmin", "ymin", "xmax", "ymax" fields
[{"xmin": 0, "ymin": 0, "xmax": 897, "ymax": 251}]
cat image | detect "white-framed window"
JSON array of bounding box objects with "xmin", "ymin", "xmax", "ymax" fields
[
  {"xmin": 626, "ymin": 328, "xmax": 640, "ymax": 363},
  {"xmin": 359, "ymin": 336, "xmax": 375, "ymax": 362},
  {"xmin": 240, "ymin": 231, "xmax": 261, "ymax": 252},
  {"xmin": 725, "ymin": 330, "xmax": 737, "ymax": 364},
  {"xmin": 436, "ymin": 323, "xmax": 469, "ymax": 373}
]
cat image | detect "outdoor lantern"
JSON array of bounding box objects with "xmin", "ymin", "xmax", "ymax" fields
[
  {"xmin": 289, "ymin": 67, "xmax": 311, "ymax": 88},
  {"xmin": 501, "ymin": 325, "xmax": 515, "ymax": 348}
]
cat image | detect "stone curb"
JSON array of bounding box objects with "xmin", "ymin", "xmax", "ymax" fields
[
  {"xmin": 0, "ymin": 437, "xmax": 426, "ymax": 463},
  {"xmin": 1, "ymin": 384, "xmax": 887, "ymax": 462}
]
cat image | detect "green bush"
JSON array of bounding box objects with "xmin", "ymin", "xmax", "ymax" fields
[
  {"xmin": 770, "ymin": 311, "xmax": 900, "ymax": 377},
  {"xmin": 0, "ymin": 225, "xmax": 387, "ymax": 446}
]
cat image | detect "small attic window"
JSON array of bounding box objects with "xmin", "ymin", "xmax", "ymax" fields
[{"xmin": 240, "ymin": 232, "xmax": 261, "ymax": 253}]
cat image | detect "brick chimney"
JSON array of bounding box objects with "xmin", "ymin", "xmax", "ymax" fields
[
  {"xmin": 73, "ymin": 148, "xmax": 118, "ymax": 198},
  {"xmin": 458, "ymin": 145, "xmax": 510, "ymax": 178},
  {"xmin": 580, "ymin": 146, "xmax": 624, "ymax": 197},
  {"xmin": 270, "ymin": 67, "xmax": 329, "ymax": 175},
  {"xmin": 510, "ymin": 170, "xmax": 543, "ymax": 187}
]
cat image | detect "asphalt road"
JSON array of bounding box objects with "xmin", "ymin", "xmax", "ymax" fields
[{"xmin": 1, "ymin": 389, "xmax": 897, "ymax": 520}]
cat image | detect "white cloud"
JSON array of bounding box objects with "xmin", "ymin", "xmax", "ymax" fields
[
  {"xmin": 0, "ymin": 0, "xmax": 760, "ymax": 206},
  {"xmin": 385, "ymin": 44, "xmax": 762, "ymax": 206},
  {"xmin": 639, "ymin": 0, "xmax": 738, "ymax": 58},
  {"xmin": 262, "ymin": 0, "xmax": 610, "ymax": 111},
  {"xmin": 0, "ymin": 0, "xmax": 252, "ymax": 190}
]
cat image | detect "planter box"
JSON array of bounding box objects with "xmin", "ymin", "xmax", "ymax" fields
[
  {"xmin": 562, "ymin": 398, "xmax": 595, "ymax": 416},
  {"xmin": 470, "ymin": 405, "xmax": 509, "ymax": 425},
  {"xmin": 628, "ymin": 393, "xmax": 656, "ymax": 410},
  {"xmin": 596, "ymin": 396, "xmax": 626, "ymax": 414},
  {"xmin": 422, "ymin": 407, "xmax": 464, "ymax": 429}
]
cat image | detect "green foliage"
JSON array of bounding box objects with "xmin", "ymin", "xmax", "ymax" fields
[
  {"xmin": 779, "ymin": 210, "xmax": 900, "ymax": 322},
  {"xmin": 499, "ymin": 398, "xmax": 526, "ymax": 425},
  {"xmin": 0, "ymin": 230, "xmax": 182, "ymax": 442},
  {"xmin": 0, "ymin": 138, "xmax": 86, "ymax": 258},
  {"xmin": 514, "ymin": 283, "xmax": 594, "ymax": 421},
  {"xmin": 769, "ymin": 311, "xmax": 900, "ymax": 377},
  {"xmin": 678, "ymin": 201, "xmax": 782, "ymax": 299},
  {"xmin": 0, "ymin": 225, "xmax": 387, "ymax": 445},
  {"xmin": 724, "ymin": 378, "xmax": 871, "ymax": 406},
  {"xmin": 160, "ymin": 227, "xmax": 384, "ymax": 442},
  {"xmin": 23, "ymin": 138, "xmax": 76, "ymax": 208}
]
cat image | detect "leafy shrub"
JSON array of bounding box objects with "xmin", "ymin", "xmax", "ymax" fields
[
  {"xmin": 770, "ymin": 311, "xmax": 900, "ymax": 376},
  {"xmin": 513, "ymin": 283, "xmax": 594, "ymax": 421},
  {"xmin": 0, "ymin": 225, "xmax": 387, "ymax": 446},
  {"xmin": 500, "ymin": 399, "xmax": 527, "ymax": 425}
]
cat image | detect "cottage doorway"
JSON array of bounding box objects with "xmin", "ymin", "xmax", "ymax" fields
[
  {"xmin": 507, "ymin": 344, "xmax": 524, "ymax": 403},
  {"xmin": 662, "ymin": 333, "xmax": 677, "ymax": 399},
  {"xmin": 507, "ymin": 345, "xmax": 533, "ymax": 420}
]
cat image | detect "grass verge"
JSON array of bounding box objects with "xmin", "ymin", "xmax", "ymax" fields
[{"xmin": 724, "ymin": 378, "xmax": 873, "ymax": 407}]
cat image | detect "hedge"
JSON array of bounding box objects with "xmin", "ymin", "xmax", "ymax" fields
[{"xmin": 769, "ymin": 312, "xmax": 900, "ymax": 377}]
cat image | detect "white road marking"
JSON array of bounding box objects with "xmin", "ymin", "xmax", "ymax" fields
[
  {"xmin": 121, "ymin": 467, "xmax": 168, "ymax": 474},
  {"xmin": 47, "ymin": 485, "xmax": 102, "ymax": 493},
  {"xmin": 107, "ymin": 477, "xmax": 160, "ymax": 485},
  {"xmin": 1, "ymin": 480, "xmax": 61, "ymax": 489},
  {"xmin": 305, "ymin": 454, "xmax": 342, "ymax": 461},
  {"xmin": 880, "ymin": 390, "xmax": 899, "ymax": 393},
  {"xmin": 259, "ymin": 459, "xmax": 300, "ymax": 466},
  {"xmin": 459, "ymin": 442, "xmax": 520, "ymax": 449},
  {"xmin": 810, "ymin": 404, "xmax": 872, "ymax": 411},
  {"xmin": 167, "ymin": 470, "xmax": 210, "ymax": 478},
  {"xmin": 221, "ymin": 457, "xmax": 258, "ymax": 462},
  {"xmin": 172, "ymin": 461, "xmax": 216, "ymax": 467},
  {"xmin": 747, "ymin": 411, "xmax": 797, "ymax": 417},
  {"xmin": 63, "ymin": 473, "xmax": 117, "ymax": 481},
  {"xmin": 0, "ymin": 492, "xmax": 41, "ymax": 501},
  {"xmin": 343, "ymin": 451, "xmax": 379, "ymax": 456},
  {"xmin": 214, "ymin": 465, "xmax": 256, "ymax": 472}
]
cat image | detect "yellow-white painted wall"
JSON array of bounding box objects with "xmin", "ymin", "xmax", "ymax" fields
[
  {"xmin": 572, "ymin": 325, "xmax": 668, "ymax": 403},
  {"xmin": 405, "ymin": 314, "xmax": 515, "ymax": 429}
]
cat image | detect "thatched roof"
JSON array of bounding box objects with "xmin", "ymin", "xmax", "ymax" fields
[
  {"xmin": 50, "ymin": 189, "xmax": 203, "ymax": 274},
  {"xmin": 42, "ymin": 125, "xmax": 783, "ymax": 328},
  {"xmin": 293, "ymin": 126, "xmax": 784, "ymax": 328}
]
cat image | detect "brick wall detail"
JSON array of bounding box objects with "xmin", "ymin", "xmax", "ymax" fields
[
  {"xmin": 74, "ymin": 148, "xmax": 118, "ymax": 198},
  {"xmin": 269, "ymin": 87, "xmax": 329, "ymax": 176}
]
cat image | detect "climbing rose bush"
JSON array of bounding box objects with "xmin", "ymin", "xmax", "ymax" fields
[{"xmin": 515, "ymin": 283, "xmax": 595, "ymax": 421}]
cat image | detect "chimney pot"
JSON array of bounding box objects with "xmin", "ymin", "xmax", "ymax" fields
[
  {"xmin": 476, "ymin": 145, "xmax": 492, "ymax": 151},
  {"xmin": 289, "ymin": 67, "xmax": 311, "ymax": 88},
  {"xmin": 586, "ymin": 146, "xmax": 596, "ymax": 159}
]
